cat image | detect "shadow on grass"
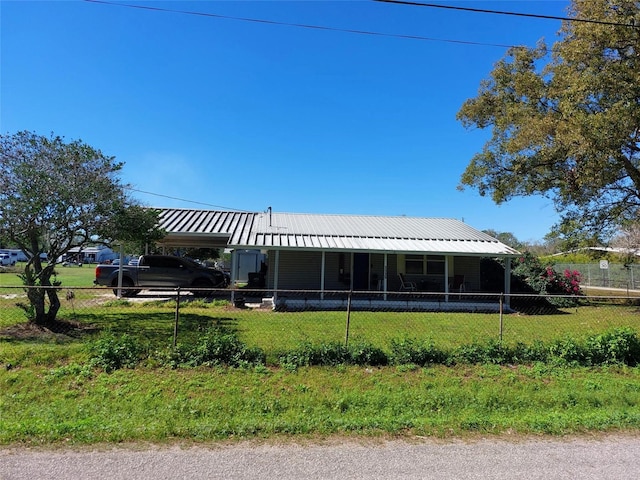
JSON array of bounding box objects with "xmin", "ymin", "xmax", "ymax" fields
[
  {"xmin": 0, "ymin": 311, "xmax": 240, "ymax": 347},
  {"xmin": 0, "ymin": 318, "xmax": 99, "ymax": 343}
]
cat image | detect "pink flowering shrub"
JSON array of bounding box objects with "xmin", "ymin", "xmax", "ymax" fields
[{"xmin": 512, "ymin": 252, "xmax": 582, "ymax": 306}]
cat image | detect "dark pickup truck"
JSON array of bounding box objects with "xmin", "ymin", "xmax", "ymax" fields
[{"xmin": 94, "ymin": 255, "xmax": 229, "ymax": 297}]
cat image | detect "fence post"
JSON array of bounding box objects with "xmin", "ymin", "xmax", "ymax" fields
[
  {"xmin": 173, "ymin": 288, "xmax": 181, "ymax": 347},
  {"xmin": 499, "ymin": 293, "xmax": 504, "ymax": 343},
  {"xmin": 345, "ymin": 290, "xmax": 352, "ymax": 347}
]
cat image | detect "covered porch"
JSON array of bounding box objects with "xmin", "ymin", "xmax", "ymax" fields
[{"xmin": 237, "ymin": 249, "xmax": 514, "ymax": 312}]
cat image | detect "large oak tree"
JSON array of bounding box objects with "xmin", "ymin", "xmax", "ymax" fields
[
  {"xmin": 457, "ymin": 0, "xmax": 640, "ymax": 240},
  {"xmin": 0, "ymin": 131, "xmax": 162, "ymax": 327}
]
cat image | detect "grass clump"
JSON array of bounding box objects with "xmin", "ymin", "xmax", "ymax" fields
[
  {"xmin": 88, "ymin": 332, "xmax": 147, "ymax": 372},
  {"xmin": 158, "ymin": 327, "xmax": 265, "ymax": 368},
  {"xmin": 389, "ymin": 336, "xmax": 446, "ymax": 366},
  {"xmin": 585, "ymin": 327, "xmax": 640, "ymax": 366},
  {"xmin": 279, "ymin": 339, "xmax": 387, "ymax": 369}
]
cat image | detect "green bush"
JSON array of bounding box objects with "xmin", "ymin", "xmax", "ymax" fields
[
  {"xmin": 389, "ymin": 336, "xmax": 446, "ymax": 366},
  {"xmin": 585, "ymin": 328, "xmax": 640, "ymax": 366},
  {"xmin": 279, "ymin": 341, "xmax": 350, "ymax": 367},
  {"xmin": 510, "ymin": 340, "xmax": 549, "ymax": 364},
  {"xmin": 279, "ymin": 340, "xmax": 388, "ymax": 368},
  {"xmin": 547, "ymin": 336, "xmax": 586, "ymax": 365},
  {"xmin": 88, "ymin": 332, "xmax": 146, "ymax": 372},
  {"xmin": 162, "ymin": 327, "xmax": 265, "ymax": 368},
  {"xmin": 451, "ymin": 340, "xmax": 512, "ymax": 365},
  {"xmin": 348, "ymin": 339, "xmax": 388, "ymax": 366}
]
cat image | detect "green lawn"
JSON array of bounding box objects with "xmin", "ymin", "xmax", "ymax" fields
[
  {"xmin": 2, "ymin": 264, "xmax": 640, "ymax": 445},
  {"xmin": 0, "ymin": 261, "xmax": 97, "ymax": 289}
]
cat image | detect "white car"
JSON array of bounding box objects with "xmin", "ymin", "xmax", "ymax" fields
[{"xmin": 0, "ymin": 253, "xmax": 16, "ymax": 266}]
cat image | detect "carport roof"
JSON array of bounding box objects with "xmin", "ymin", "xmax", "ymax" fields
[{"xmin": 156, "ymin": 208, "xmax": 521, "ymax": 257}]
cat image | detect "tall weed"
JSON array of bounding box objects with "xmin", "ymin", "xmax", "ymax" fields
[
  {"xmin": 389, "ymin": 336, "xmax": 446, "ymax": 366},
  {"xmin": 585, "ymin": 328, "xmax": 640, "ymax": 366},
  {"xmin": 162, "ymin": 327, "xmax": 265, "ymax": 368},
  {"xmin": 279, "ymin": 339, "xmax": 388, "ymax": 368},
  {"xmin": 88, "ymin": 332, "xmax": 146, "ymax": 372}
]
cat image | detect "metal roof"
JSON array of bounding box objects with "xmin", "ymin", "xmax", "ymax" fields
[{"xmin": 156, "ymin": 209, "xmax": 520, "ymax": 256}]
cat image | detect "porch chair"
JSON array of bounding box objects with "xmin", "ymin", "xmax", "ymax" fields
[
  {"xmin": 398, "ymin": 273, "xmax": 417, "ymax": 292},
  {"xmin": 450, "ymin": 274, "xmax": 465, "ymax": 299}
]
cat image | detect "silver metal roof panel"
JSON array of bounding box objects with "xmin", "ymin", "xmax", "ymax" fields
[{"xmin": 156, "ymin": 209, "xmax": 520, "ymax": 256}]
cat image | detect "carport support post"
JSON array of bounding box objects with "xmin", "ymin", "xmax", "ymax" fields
[{"xmin": 116, "ymin": 244, "xmax": 125, "ymax": 299}]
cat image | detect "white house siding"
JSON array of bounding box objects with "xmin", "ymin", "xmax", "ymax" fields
[{"xmin": 267, "ymin": 250, "xmax": 323, "ymax": 290}]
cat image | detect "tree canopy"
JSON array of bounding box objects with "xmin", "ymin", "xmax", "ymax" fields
[
  {"xmin": 0, "ymin": 131, "xmax": 163, "ymax": 326},
  {"xmin": 457, "ymin": 0, "xmax": 640, "ymax": 239}
]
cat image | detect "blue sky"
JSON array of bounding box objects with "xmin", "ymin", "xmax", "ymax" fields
[{"xmin": 1, "ymin": 0, "xmax": 569, "ymax": 242}]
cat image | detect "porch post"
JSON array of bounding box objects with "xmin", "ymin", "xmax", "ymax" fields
[
  {"xmin": 444, "ymin": 255, "xmax": 450, "ymax": 302},
  {"xmin": 273, "ymin": 249, "xmax": 280, "ymax": 304},
  {"xmin": 321, "ymin": 251, "xmax": 326, "ymax": 300},
  {"xmin": 504, "ymin": 257, "xmax": 511, "ymax": 310},
  {"xmin": 383, "ymin": 253, "xmax": 388, "ymax": 300},
  {"xmin": 350, "ymin": 252, "xmax": 354, "ymax": 290}
]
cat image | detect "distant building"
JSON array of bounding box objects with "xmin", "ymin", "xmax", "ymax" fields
[{"xmin": 65, "ymin": 246, "xmax": 117, "ymax": 264}]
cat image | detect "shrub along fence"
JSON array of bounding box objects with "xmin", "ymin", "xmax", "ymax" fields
[{"xmin": 2, "ymin": 286, "xmax": 640, "ymax": 368}]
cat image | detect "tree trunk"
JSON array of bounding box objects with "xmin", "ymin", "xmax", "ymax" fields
[
  {"xmin": 27, "ymin": 287, "xmax": 46, "ymax": 324},
  {"xmin": 23, "ymin": 258, "xmax": 61, "ymax": 327},
  {"xmin": 27, "ymin": 287, "xmax": 61, "ymax": 327},
  {"xmin": 45, "ymin": 288, "xmax": 61, "ymax": 325}
]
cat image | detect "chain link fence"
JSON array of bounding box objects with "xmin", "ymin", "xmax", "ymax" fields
[
  {"xmin": 555, "ymin": 262, "xmax": 640, "ymax": 290},
  {"xmin": 2, "ymin": 286, "xmax": 640, "ymax": 361}
]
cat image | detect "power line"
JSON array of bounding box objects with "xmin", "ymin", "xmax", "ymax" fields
[
  {"xmin": 375, "ymin": 0, "xmax": 639, "ymax": 29},
  {"xmin": 83, "ymin": 0, "xmax": 640, "ymax": 46},
  {"xmin": 81, "ymin": 0, "xmax": 520, "ymax": 49},
  {"xmin": 125, "ymin": 187, "xmax": 249, "ymax": 212}
]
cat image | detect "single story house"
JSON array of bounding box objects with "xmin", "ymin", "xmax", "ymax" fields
[{"xmin": 154, "ymin": 208, "xmax": 521, "ymax": 311}]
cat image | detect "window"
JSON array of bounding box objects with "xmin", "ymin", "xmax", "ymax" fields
[
  {"xmin": 426, "ymin": 255, "xmax": 445, "ymax": 274},
  {"xmin": 405, "ymin": 255, "xmax": 446, "ymax": 275},
  {"xmin": 405, "ymin": 255, "xmax": 424, "ymax": 275}
]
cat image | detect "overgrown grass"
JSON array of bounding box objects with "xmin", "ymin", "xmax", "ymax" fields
[{"xmin": 2, "ymin": 364, "xmax": 640, "ymax": 444}]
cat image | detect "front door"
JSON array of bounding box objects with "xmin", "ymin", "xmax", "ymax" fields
[{"xmin": 353, "ymin": 253, "xmax": 369, "ymax": 290}]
